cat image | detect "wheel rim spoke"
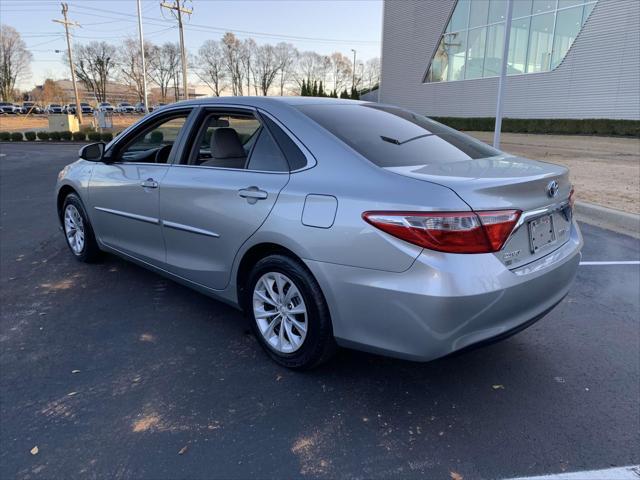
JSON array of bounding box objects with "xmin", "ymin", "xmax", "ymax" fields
[
  {"xmin": 287, "ymin": 305, "xmax": 306, "ymax": 315},
  {"xmin": 289, "ymin": 317, "xmax": 307, "ymax": 334},
  {"xmin": 252, "ymin": 271, "xmax": 308, "ymax": 354},
  {"xmin": 255, "ymin": 289, "xmax": 277, "ymax": 307},
  {"xmin": 63, "ymin": 205, "xmax": 85, "ymax": 254},
  {"xmin": 264, "ymin": 314, "xmax": 281, "ymax": 338}
]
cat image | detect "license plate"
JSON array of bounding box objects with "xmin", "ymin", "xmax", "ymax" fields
[{"xmin": 529, "ymin": 214, "xmax": 556, "ymax": 253}]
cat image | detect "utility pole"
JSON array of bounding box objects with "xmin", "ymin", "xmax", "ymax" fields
[
  {"xmin": 136, "ymin": 0, "xmax": 148, "ymax": 113},
  {"xmin": 160, "ymin": 0, "xmax": 192, "ymax": 101},
  {"xmin": 53, "ymin": 2, "xmax": 83, "ymax": 124},
  {"xmin": 493, "ymin": 0, "xmax": 514, "ymax": 149},
  {"xmin": 351, "ymin": 48, "xmax": 357, "ymax": 92}
]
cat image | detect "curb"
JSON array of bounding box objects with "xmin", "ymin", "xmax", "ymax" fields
[{"xmin": 575, "ymin": 201, "xmax": 640, "ymax": 239}]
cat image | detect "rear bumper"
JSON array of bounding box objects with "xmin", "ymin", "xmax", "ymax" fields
[{"xmin": 305, "ymin": 220, "xmax": 582, "ymax": 362}]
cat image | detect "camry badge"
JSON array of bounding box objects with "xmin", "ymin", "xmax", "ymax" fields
[{"xmin": 546, "ymin": 180, "xmax": 559, "ymax": 198}]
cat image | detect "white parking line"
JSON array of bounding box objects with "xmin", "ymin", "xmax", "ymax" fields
[
  {"xmin": 580, "ymin": 261, "xmax": 640, "ymax": 265},
  {"xmin": 502, "ymin": 465, "xmax": 640, "ymax": 480}
]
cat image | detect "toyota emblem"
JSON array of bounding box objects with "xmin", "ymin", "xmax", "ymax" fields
[{"xmin": 546, "ymin": 180, "xmax": 559, "ymax": 198}]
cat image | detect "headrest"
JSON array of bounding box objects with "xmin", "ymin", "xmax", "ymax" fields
[
  {"xmin": 211, "ymin": 128, "xmax": 246, "ymax": 159},
  {"xmin": 212, "ymin": 118, "xmax": 229, "ymax": 128}
]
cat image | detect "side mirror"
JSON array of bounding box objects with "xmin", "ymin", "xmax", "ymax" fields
[{"xmin": 79, "ymin": 142, "xmax": 105, "ymax": 161}]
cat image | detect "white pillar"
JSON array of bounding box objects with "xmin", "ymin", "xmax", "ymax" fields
[{"xmin": 493, "ymin": 0, "xmax": 514, "ymax": 149}]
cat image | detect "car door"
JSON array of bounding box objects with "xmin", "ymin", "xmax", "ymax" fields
[
  {"xmin": 159, "ymin": 107, "xmax": 292, "ymax": 290},
  {"xmin": 87, "ymin": 108, "xmax": 194, "ymax": 266}
]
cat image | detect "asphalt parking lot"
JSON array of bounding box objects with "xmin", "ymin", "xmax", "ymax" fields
[{"xmin": 1, "ymin": 143, "xmax": 639, "ymax": 480}]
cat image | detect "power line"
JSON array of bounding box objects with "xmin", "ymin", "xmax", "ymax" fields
[{"xmin": 66, "ymin": 3, "xmax": 379, "ymax": 45}]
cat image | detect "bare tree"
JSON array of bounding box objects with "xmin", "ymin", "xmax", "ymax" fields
[
  {"xmin": 354, "ymin": 59, "xmax": 365, "ymax": 90},
  {"xmin": 118, "ymin": 38, "xmax": 154, "ymax": 102},
  {"xmin": 195, "ymin": 39, "xmax": 226, "ymax": 96},
  {"xmin": 329, "ymin": 52, "xmax": 351, "ymax": 94},
  {"xmin": 30, "ymin": 78, "xmax": 64, "ymax": 104},
  {"xmin": 294, "ymin": 51, "xmax": 323, "ymax": 88},
  {"xmin": 363, "ymin": 57, "xmax": 380, "ymax": 91},
  {"xmin": 71, "ymin": 41, "xmax": 116, "ymax": 103},
  {"xmin": 274, "ymin": 42, "xmax": 297, "ymax": 96},
  {"xmin": 318, "ymin": 55, "xmax": 331, "ymax": 86},
  {"xmin": 253, "ymin": 44, "xmax": 281, "ymax": 96},
  {"xmin": 0, "ymin": 24, "xmax": 32, "ymax": 101},
  {"xmin": 240, "ymin": 38, "xmax": 257, "ymax": 95},
  {"xmin": 148, "ymin": 42, "xmax": 180, "ymax": 102},
  {"xmin": 221, "ymin": 32, "xmax": 244, "ymax": 96}
]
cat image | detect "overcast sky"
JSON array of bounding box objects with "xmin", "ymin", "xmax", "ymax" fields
[{"xmin": 1, "ymin": 0, "xmax": 383, "ymax": 89}]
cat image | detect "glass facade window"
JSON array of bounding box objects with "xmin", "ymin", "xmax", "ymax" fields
[
  {"xmin": 487, "ymin": 0, "xmax": 507, "ymax": 23},
  {"xmin": 527, "ymin": 12, "xmax": 555, "ymax": 72},
  {"xmin": 551, "ymin": 5, "xmax": 583, "ymax": 68},
  {"xmin": 425, "ymin": 0, "xmax": 598, "ymax": 83},
  {"xmin": 469, "ymin": 0, "xmax": 490, "ymax": 27},
  {"xmin": 465, "ymin": 28, "xmax": 487, "ymax": 78}
]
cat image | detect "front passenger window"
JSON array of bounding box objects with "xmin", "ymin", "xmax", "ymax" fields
[{"xmin": 119, "ymin": 115, "xmax": 188, "ymax": 164}]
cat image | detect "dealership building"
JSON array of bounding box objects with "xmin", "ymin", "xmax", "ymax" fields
[{"xmin": 379, "ymin": 0, "xmax": 640, "ymax": 119}]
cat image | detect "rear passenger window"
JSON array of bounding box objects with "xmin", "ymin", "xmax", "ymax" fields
[
  {"xmin": 246, "ymin": 129, "xmax": 290, "ymax": 172},
  {"xmin": 262, "ymin": 116, "xmax": 307, "ymax": 171},
  {"xmin": 189, "ymin": 110, "xmax": 290, "ymax": 172}
]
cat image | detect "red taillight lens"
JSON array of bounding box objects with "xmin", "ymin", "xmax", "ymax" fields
[{"xmin": 362, "ymin": 210, "xmax": 521, "ymax": 254}]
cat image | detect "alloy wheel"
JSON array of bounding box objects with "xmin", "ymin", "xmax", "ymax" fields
[
  {"xmin": 252, "ymin": 272, "xmax": 308, "ymax": 353},
  {"xmin": 64, "ymin": 204, "xmax": 85, "ymax": 254}
]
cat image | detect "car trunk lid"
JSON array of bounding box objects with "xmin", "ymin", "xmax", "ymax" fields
[{"xmin": 385, "ymin": 155, "xmax": 573, "ymax": 268}]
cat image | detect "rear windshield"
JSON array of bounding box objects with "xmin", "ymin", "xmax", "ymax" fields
[{"xmin": 296, "ymin": 104, "xmax": 500, "ymax": 167}]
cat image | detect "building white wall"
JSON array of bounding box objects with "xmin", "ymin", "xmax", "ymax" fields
[{"xmin": 380, "ymin": 0, "xmax": 640, "ymax": 119}]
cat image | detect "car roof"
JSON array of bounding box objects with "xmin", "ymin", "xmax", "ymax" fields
[{"xmin": 168, "ymin": 96, "xmax": 368, "ymax": 109}]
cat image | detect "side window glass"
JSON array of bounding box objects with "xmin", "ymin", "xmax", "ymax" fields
[
  {"xmin": 192, "ymin": 113, "xmax": 261, "ymax": 168},
  {"xmin": 120, "ymin": 115, "xmax": 188, "ymax": 164},
  {"xmin": 246, "ymin": 129, "xmax": 289, "ymax": 172},
  {"xmin": 262, "ymin": 116, "xmax": 307, "ymax": 171}
]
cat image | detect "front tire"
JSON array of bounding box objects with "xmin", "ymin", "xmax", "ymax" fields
[
  {"xmin": 245, "ymin": 254, "xmax": 336, "ymax": 370},
  {"xmin": 62, "ymin": 193, "xmax": 101, "ymax": 262}
]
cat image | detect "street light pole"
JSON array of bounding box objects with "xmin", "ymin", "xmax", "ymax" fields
[
  {"xmin": 493, "ymin": 0, "xmax": 514, "ymax": 149},
  {"xmin": 53, "ymin": 2, "xmax": 83, "ymax": 125},
  {"xmin": 351, "ymin": 49, "xmax": 357, "ymax": 92},
  {"xmin": 136, "ymin": 0, "xmax": 148, "ymax": 113}
]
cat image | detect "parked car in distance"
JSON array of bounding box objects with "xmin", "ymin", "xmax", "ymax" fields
[
  {"xmin": 116, "ymin": 102, "xmax": 136, "ymax": 114},
  {"xmin": 68, "ymin": 103, "xmax": 94, "ymax": 115},
  {"xmin": 96, "ymin": 102, "xmax": 115, "ymax": 113},
  {"xmin": 134, "ymin": 102, "xmax": 147, "ymax": 113},
  {"xmin": 55, "ymin": 97, "xmax": 582, "ymax": 369},
  {"xmin": 45, "ymin": 103, "xmax": 64, "ymax": 114},
  {"xmin": 20, "ymin": 102, "xmax": 42, "ymax": 114},
  {"xmin": 149, "ymin": 103, "xmax": 167, "ymax": 112},
  {"xmin": 0, "ymin": 102, "xmax": 18, "ymax": 114}
]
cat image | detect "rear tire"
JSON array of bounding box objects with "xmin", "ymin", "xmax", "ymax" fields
[
  {"xmin": 62, "ymin": 193, "xmax": 102, "ymax": 263},
  {"xmin": 245, "ymin": 254, "xmax": 336, "ymax": 370}
]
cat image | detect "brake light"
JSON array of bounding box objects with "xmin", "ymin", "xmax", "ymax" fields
[{"xmin": 362, "ymin": 210, "xmax": 521, "ymax": 254}]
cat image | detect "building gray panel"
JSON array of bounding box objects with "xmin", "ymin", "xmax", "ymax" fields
[{"xmin": 380, "ymin": 0, "xmax": 640, "ymax": 120}]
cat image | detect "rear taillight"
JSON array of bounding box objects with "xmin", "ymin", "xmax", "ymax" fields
[{"xmin": 362, "ymin": 210, "xmax": 521, "ymax": 254}]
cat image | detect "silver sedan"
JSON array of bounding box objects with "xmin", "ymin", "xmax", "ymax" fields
[{"xmin": 55, "ymin": 97, "xmax": 582, "ymax": 369}]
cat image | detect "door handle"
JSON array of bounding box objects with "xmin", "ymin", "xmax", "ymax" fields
[
  {"xmin": 238, "ymin": 186, "xmax": 268, "ymax": 203},
  {"xmin": 140, "ymin": 178, "xmax": 158, "ymax": 189}
]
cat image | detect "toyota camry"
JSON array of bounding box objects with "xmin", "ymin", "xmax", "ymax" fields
[{"xmin": 55, "ymin": 97, "xmax": 582, "ymax": 369}]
